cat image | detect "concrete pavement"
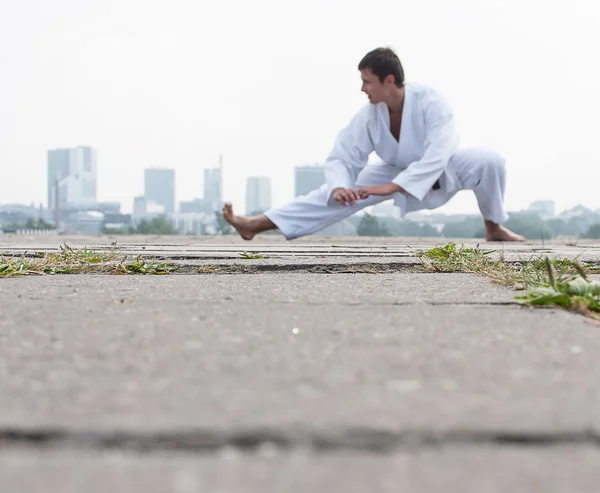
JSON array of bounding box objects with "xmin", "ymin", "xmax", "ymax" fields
[{"xmin": 1, "ymin": 236, "xmax": 600, "ymax": 492}]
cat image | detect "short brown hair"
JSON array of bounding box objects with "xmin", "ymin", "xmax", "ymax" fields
[{"xmin": 358, "ymin": 47, "xmax": 405, "ymax": 87}]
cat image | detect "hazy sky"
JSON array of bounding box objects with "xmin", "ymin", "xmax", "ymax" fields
[{"xmin": 1, "ymin": 0, "xmax": 599, "ymax": 215}]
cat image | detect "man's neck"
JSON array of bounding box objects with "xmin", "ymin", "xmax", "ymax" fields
[{"xmin": 386, "ymin": 86, "xmax": 405, "ymax": 115}]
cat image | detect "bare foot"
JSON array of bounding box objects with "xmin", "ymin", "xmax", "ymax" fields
[
  {"xmin": 222, "ymin": 203, "xmax": 256, "ymax": 240},
  {"xmin": 485, "ymin": 224, "xmax": 526, "ymax": 242}
]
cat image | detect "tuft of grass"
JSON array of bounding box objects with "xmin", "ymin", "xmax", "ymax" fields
[
  {"xmin": 0, "ymin": 244, "xmax": 176, "ymax": 277},
  {"xmin": 487, "ymin": 256, "xmax": 597, "ymax": 291},
  {"xmin": 417, "ymin": 242, "xmax": 600, "ymax": 320},
  {"xmin": 515, "ymin": 258, "xmax": 599, "ymax": 320},
  {"xmin": 416, "ymin": 242, "xmax": 497, "ymax": 273},
  {"xmin": 587, "ymin": 264, "xmax": 600, "ymax": 275},
  {"xmin": 239, "ymin": 251, "xmax": 264, "ymax": 259},
  {"xmin": 113, "ymin": 255, "xmax": 175, "ymax": 275},
  {"xmin": 417, "ymin": 242, "xmax": 596, "ymax": 289}
]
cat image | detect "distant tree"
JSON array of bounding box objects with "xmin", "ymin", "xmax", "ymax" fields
[
  {"xmin": 1, "ymin": 223, "xmax": 21, "ymax": 232},
  {"xmin": 441, "ymin": 213, "xmax": 556, "ymax": 240},
  {"xmin": 442, "ymin": 217, "xmax": 483, "ymax": 238},
  {"xmin": 102, "ymin": 225, "xmax": 133, "ymax": 235},
  {"xmin": 357, "ymin": 213, "xmax": 391, "ymax": 236},
  {"xmin": 378, "ymin": 217, "xmax": 441, "ymax": 237},
  {"xmin": 133, "ymin": 215, "xmax": 177, "ymax": 235},
  {"xmin": 545, "ymin": 218, "xmax": 567, "ymax": 237},
  {"xmin": 133, "ymin": 219, "xmax": 150, "ymax": 234},
  {"xmin": 504, "ymin": 213, "xmax": 553, "ymax": 240},
  {"xmin": 397, "ymin": 221, "xmax": 440, "ymax": 237},
  {"xmin": 375, "ymin": 217, "xmax": 400, "ymax": 235},
  {"xmin": 10, "ymin": 217, "xmax": 54, "ymax": 230},
  {"xmin": 554, "ymin": 216, "xmax": 590, "ymax": 236},
  {"xmin": 346, "ymin": 215, "xmax": 363, "ymax": 228},
  {"xmin": 36, "ymin": 218, "xmax": 53, "ymax": 229},
  {"xmin": 582, "ymin": 223, "xmax": 600, "ymax": 239}
]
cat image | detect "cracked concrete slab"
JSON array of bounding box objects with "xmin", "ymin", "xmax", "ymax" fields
[
  {"xmin": 1, "ymin": 276, "xmax": 598, "ymax": 432},
  {"xmin": 0, "ymin": 272, "xmax": 516, "ymax": 305},
  {"xmin": 2, "ymin": 448, "xmax": 600, "ymax": 493}
]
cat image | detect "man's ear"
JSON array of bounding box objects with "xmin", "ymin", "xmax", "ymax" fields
[{"xmin": 384, "ymin": 74, "xmax": 396, "ymax": 86}]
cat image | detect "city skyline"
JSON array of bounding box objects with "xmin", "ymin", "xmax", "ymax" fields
[
  {"xmin": 7, "ymin": 148, "xmax": 600, "ymax": 218},
  {"xmin": 10, "ymin": 141, "xmax": 600, "ymax": 217}
]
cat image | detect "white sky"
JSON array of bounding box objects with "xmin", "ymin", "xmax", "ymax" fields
[{"xmin": 1, "ymin": 0, "xmax": 599, "ymax": 215}]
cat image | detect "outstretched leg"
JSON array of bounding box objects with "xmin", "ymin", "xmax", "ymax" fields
[
  {"xmin": 222, "ymin": 203, "xmax": 277, "ymax": 240},
  {"xmin": 225, "ymin": 164, "xmax": 400, "ymax": 241},
  {"xmin": 264, "ymin": 165, "xmax": 400, "ymax": 240}
]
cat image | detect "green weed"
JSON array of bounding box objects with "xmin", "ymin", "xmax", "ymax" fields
[
  {"xmin": 0, "ymin": 244, "xmax": 175, "ymax": 277},
  {"xmin": 417, "ymin": 242, "xmax": 600, "ymax": 320},
  {"xmin": 516, "ymin": 258, "xmax": 599, "ymax": 320},
  {"xmin": 239, "ymin": 251, "xmax": 264, "ymax": 259}
]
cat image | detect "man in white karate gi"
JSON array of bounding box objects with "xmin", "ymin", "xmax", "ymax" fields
[{"xmin": 223, "ymin": 47, "xmax": 525, "ymax": 242}]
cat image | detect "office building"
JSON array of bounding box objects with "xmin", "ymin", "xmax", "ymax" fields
[
  {"xmin": 180, "ymin": 198, "xmax": 212, "ymax": 214},
  {"xmin": 295, "ymin": 165, "xmax": 325, "ymax": 197},
  {"xmin": 204, "ymin": 168, "xmax": 222, "ymax": 211},
  {"xmin": 144, "ymin": 168, "xmax": 175, "ymax": 214},
  {"xmin": 245, "ymin": 176, "xmax": 272, "ymax": 215},
  {"xmin": 47, "ymin": 146, "xmax": 97, "ymax": 209}
]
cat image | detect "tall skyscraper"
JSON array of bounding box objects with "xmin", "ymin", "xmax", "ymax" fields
[
  {"xmin": 47, "ymin": 146, "xmax": 97, "ymax": 209},
  {"xmin": 245, "ymin": 176, "xmax": 272, "ymax": 215},
  {"xmin": 180, "ymin": 199, "xmax": 212, "ymax": 214},
  {"xmin": 144, "ymin": 168, "xmax": 175, "ymax": 214},
  {"xmin": 295, "ymin": 165, "xmax": 325, "ymax": 197},
  {"xmin": 204, "ymin": 155, "xmax": 223, "ymax": 211},
  {"xmin": 47, "ymin": 149, "xmax": 69, "ymax": 209}
]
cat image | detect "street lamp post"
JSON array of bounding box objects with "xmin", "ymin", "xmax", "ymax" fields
[{"xmin": 54, "ymin": 175, "xmax": 68, "ymax": 231}]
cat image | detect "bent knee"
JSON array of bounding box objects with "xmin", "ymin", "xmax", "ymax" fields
[{"xmin": 484, "ymin": 150, "xmax": 506, "ymax": 173}]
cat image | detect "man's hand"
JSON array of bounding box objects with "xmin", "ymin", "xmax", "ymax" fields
[
  {"xmin": 358, "ymin": 183, "xmax": 404, "ymax": 199},
  {"xmin": 332, "ymin": 187, "xmax": 361, "ymax": 206}
]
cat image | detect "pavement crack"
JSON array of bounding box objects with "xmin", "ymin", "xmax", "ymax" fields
[
  {"xmin": 1, "ymin": 427, "xmax": 599, "ymax": 455},
  {"xmin": 262, "ymin": 301, "xmax": 517, "ymax": 307},
  {"xmin": 193, "ymin": 264, "xmax": 422, "ymax": 275}
]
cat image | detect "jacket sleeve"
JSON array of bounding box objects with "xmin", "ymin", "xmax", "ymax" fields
[
  {"xmin": 324, "ymin": 106, "xmax": 374, "ymax": 190},
  {"xmin": 391, "ymin": 94, "xmax": 459, "ymax": 201}
]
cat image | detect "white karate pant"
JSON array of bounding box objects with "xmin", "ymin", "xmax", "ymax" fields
[{"xmin": 265, "ymin": 148, "xmax": 510, "ymax": 240}]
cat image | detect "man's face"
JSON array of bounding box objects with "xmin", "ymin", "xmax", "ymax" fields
[{"xmin": 360, "ymin": 68, "xmax": 391, "ymax": 104}]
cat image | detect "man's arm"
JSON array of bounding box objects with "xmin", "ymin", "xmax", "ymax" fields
[
  {"xmin": 390, "ymin": 94, "xmax": 459, "ymax": 201},
  {"xmin": 357, "ymin": 182, "xmax": 404, "ymax": 200},
  {"xmin": 324, "ymin": 105, "xmax": 374, "ymax": 193}
]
